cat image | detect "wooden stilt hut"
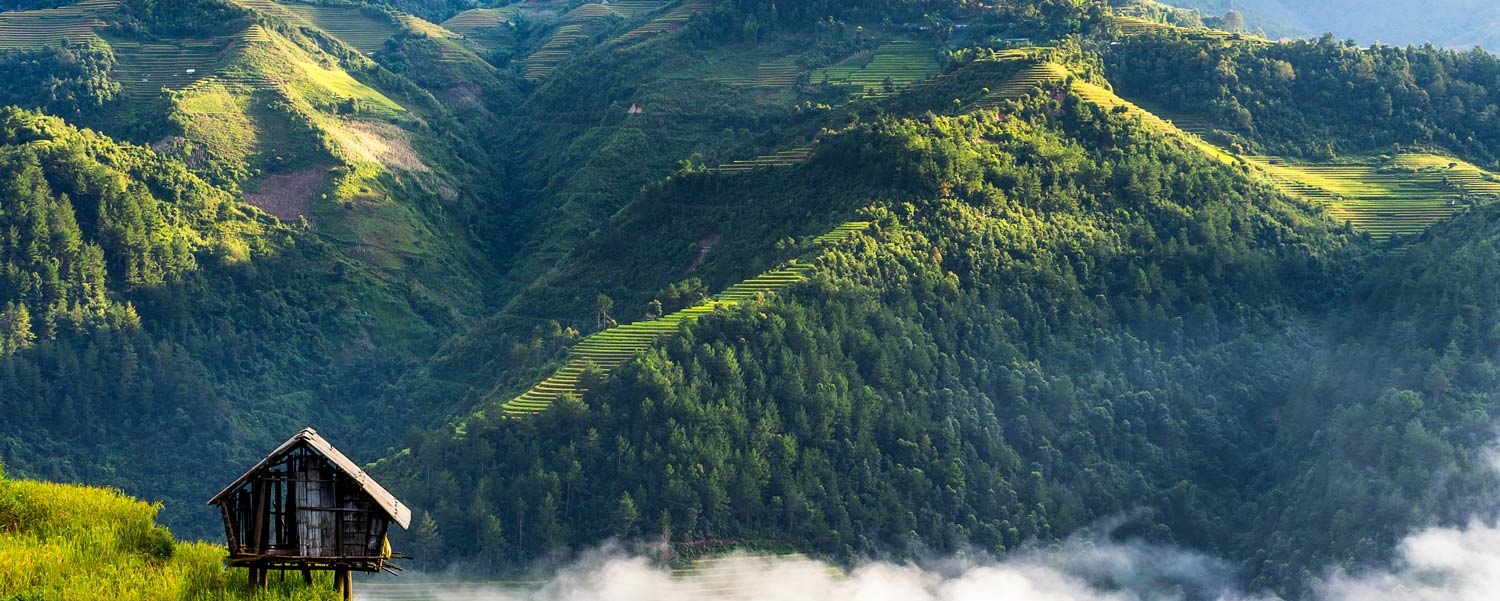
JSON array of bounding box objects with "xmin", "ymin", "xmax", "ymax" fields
[{"xmin": 207, "ymin": 428, "xmax": 411, "ymax": 600}]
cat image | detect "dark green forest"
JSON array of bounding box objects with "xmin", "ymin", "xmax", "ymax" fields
[
  {"xmin": 3, "ymin": 0, "xmax": 1500, "ymax": 598},
  {"xmin": 1107, "ymin": 32, "xmax": 1500, "ymax": 162}
]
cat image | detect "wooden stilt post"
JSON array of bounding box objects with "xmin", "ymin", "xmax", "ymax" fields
[
  {"xmin": 302, "ymin": 568, "xmax": 313, "ymax": 585},
  {"xmin": 247, "ymin": 567, "xmax": 260, "ymax": 593},
  {"xmin": 334, "ymin": 567, "xmax": 347, "ymax": 596},
  {"xmin": 342, "ymin": 570, "xmax": 353, "ymax": 601}
]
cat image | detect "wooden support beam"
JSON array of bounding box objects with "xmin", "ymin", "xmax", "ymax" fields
[
  {"xmin": 247, "ymin": 567, "xmax": 260, "ymax": 593},
  {"xmin": 334, "ymin": 567, "xmax": 346, "ymax": 596},
  {"xmin": 250, "ymin": 478, "xmax": 268, "ymax": 555},
  {"xmin": 342, "ymin": 570, "xmax": 353, "ymax": 601},
  {"xmin": 302, "ymin": 568, "xmax": 313, "ymax": 585}
]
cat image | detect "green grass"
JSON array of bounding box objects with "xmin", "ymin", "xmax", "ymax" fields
[
  {"xmin": 491, "ymin": 221, "xmax": 870, "ymax": 418},
  {"xmin": 812, "ymin": 40, "xmax": 939, "ymax": 97},
  {"xmin": 286, "ymin": 54, "xmax": 405, "ymax": 116},
  {"xmin": 0, "ymin": 467, "xmax": 335, "ymax": 600},
  {"xmin": 173, "ymin": 81, "xmax": 261, "ymax": 164},
  {"xmin": 0, "ymin": 0, "xmax": 117, "ymax": 49}
]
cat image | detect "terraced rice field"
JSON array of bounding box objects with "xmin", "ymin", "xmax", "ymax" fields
[
  {"xmin": 279, "ymin": 3, "xmax": 401, "ymax": 54},
  {"xmin": 0, "ymin": 0, "xmax": 117, "ymax": 49},
  {"xmin": 1391, "ymin": 153, "xmax": 1500, "ymax": 196},
  {"xmin": 814, "ymin": 40, "xmax": 940, "ymax": 97},
  {"xmin": 972, "ymin": 61, "xmax": 1068, "ymax": 108},
  {"xmin": 442, "ymin": 0, "xmax": 578, "ymax": 37},
  {"xmin": 616, "ymin": 0, "xmax": 707, "ymax": 42},
  {"xmin": 1241, "ymin": 155, "xmax": 1496, "ymax": 237},
  {"xmin": 716, "ymin": 56, "xmax": 801, "ymax": 88},
  {"xmin": 567, "ymin": 0, "xmax": 661, "ymax": 19},
  {"xmin": 497, "ymin": 222, "xmax": 870, "ymax": 418},
  {"xmin": 397, "ymin": 15, "xmax": 458, "ymax": 39},
  {"xmin": 440, "ymin": 7, "xmax": 518, "ymax": 35},
  {"xmin": 228, "ymin": 0, "xmax": 306, "ymax": 23},
  {"xmin": 521, "ymin": 1, "xmax": 675, "ymax": 79},
  {"xmin": 810, "ymin": 221, "xmax": 870, "ymax": 243},
  {"xmin": 712, "ymin": 147, "xmax": 812, "ymax": 173},
  {"xmin": 524, "ymin": 23, "xmax": 588, "ymax": 80},
  {"xmin": 110, "ymin": 34, "xmax": 250, "ymax": 100},
  {"xmin": 1116, "ymin": 16, "xmax": 1235, "ymax": 39},
  {"xmin": 242, "ymin": 23, "xmax": 272, "ymax": 43},
  {"xmin": 751, "ymin": 56, "xmax": 801, "ymax": 87}
]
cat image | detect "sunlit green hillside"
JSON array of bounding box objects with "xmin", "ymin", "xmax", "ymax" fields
[{"xmin": 0, "ymin": 462, "xmax": 332, "ymax": 600}]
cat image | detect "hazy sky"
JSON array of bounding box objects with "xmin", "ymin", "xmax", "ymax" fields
[{"xmin": 1162, "ymin": 0, "xmax": 1500, "ymax": 49}]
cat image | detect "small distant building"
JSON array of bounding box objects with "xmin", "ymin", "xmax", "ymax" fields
[
  {"xmin": 628, "ymin": 103, "xmax": 643, "ymax": 114},
  {"xmin": 207, "ymin": 428, "xmax": 411, "ymax": 600}
]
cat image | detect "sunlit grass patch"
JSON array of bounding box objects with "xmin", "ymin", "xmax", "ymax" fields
[{"xmin": 0, "ymin": 470, "xmax": 334, "ymax": 600}]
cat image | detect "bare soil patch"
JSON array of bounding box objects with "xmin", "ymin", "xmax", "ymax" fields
[
  {"xmin": 687, "ymin": 232, "xmax": 722, "ymax": 272},
  {"xmin": 245, "ymin": 167, "xmax": 328, "ymax": 221}
]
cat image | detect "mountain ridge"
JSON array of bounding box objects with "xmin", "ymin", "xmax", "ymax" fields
[{"xmin": 3, "ymin": 2, "xmax": 1500, "ymax": 600}]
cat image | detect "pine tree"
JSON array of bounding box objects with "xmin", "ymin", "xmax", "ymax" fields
[
  {"xmin": 412, "ymin": 511, "xmax": 444, "ymax": 570},
  {"xmin": 610, "ymin": 492, "xmax": 639, "ymax": 537},
  {"xmin": 478, "ymin": 515, "xmax": 507, "ymax": 568},
  {"xmin": 0, "ymin": 303, "xmax": 35, "ymax": 354}
]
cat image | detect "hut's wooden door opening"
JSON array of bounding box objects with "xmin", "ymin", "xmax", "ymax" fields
[{"xmin": 208, "ymin": 428, "xmax": 411, "ymax": 600}]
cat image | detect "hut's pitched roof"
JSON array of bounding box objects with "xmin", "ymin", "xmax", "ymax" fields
[{"xmin": 206, "ymin": 428, "xmax": 412, "ymax": 529}]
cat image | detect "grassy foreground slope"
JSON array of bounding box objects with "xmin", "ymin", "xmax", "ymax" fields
[{"xmin": 0, "ymin": 463, "xmax": 332, "ymax": 600}]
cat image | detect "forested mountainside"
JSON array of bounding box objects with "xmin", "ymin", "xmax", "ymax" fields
[
  {"xmin": 5, "ymin": 0, "xmax": 1500, "ymax": 598},
  {"xmin": 1107, "ymin": 33, "xmax": 1500, "ymax": 162},
  {"xmin": 0, "ymin": 0, "xmax": 518, "ymax": 534}
]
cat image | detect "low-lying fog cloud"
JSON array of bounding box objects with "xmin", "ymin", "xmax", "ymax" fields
[
  {"xmin": 390, "ymin": 444, "xmax": 1500, "ymax": 601},
  {"xmin": 393, "ymin": 518, "xmax": 1500, "ymax": 601},
  {"xmin": 398, "ymin": 535, "xmax": 1273, "ymax": 601}
]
